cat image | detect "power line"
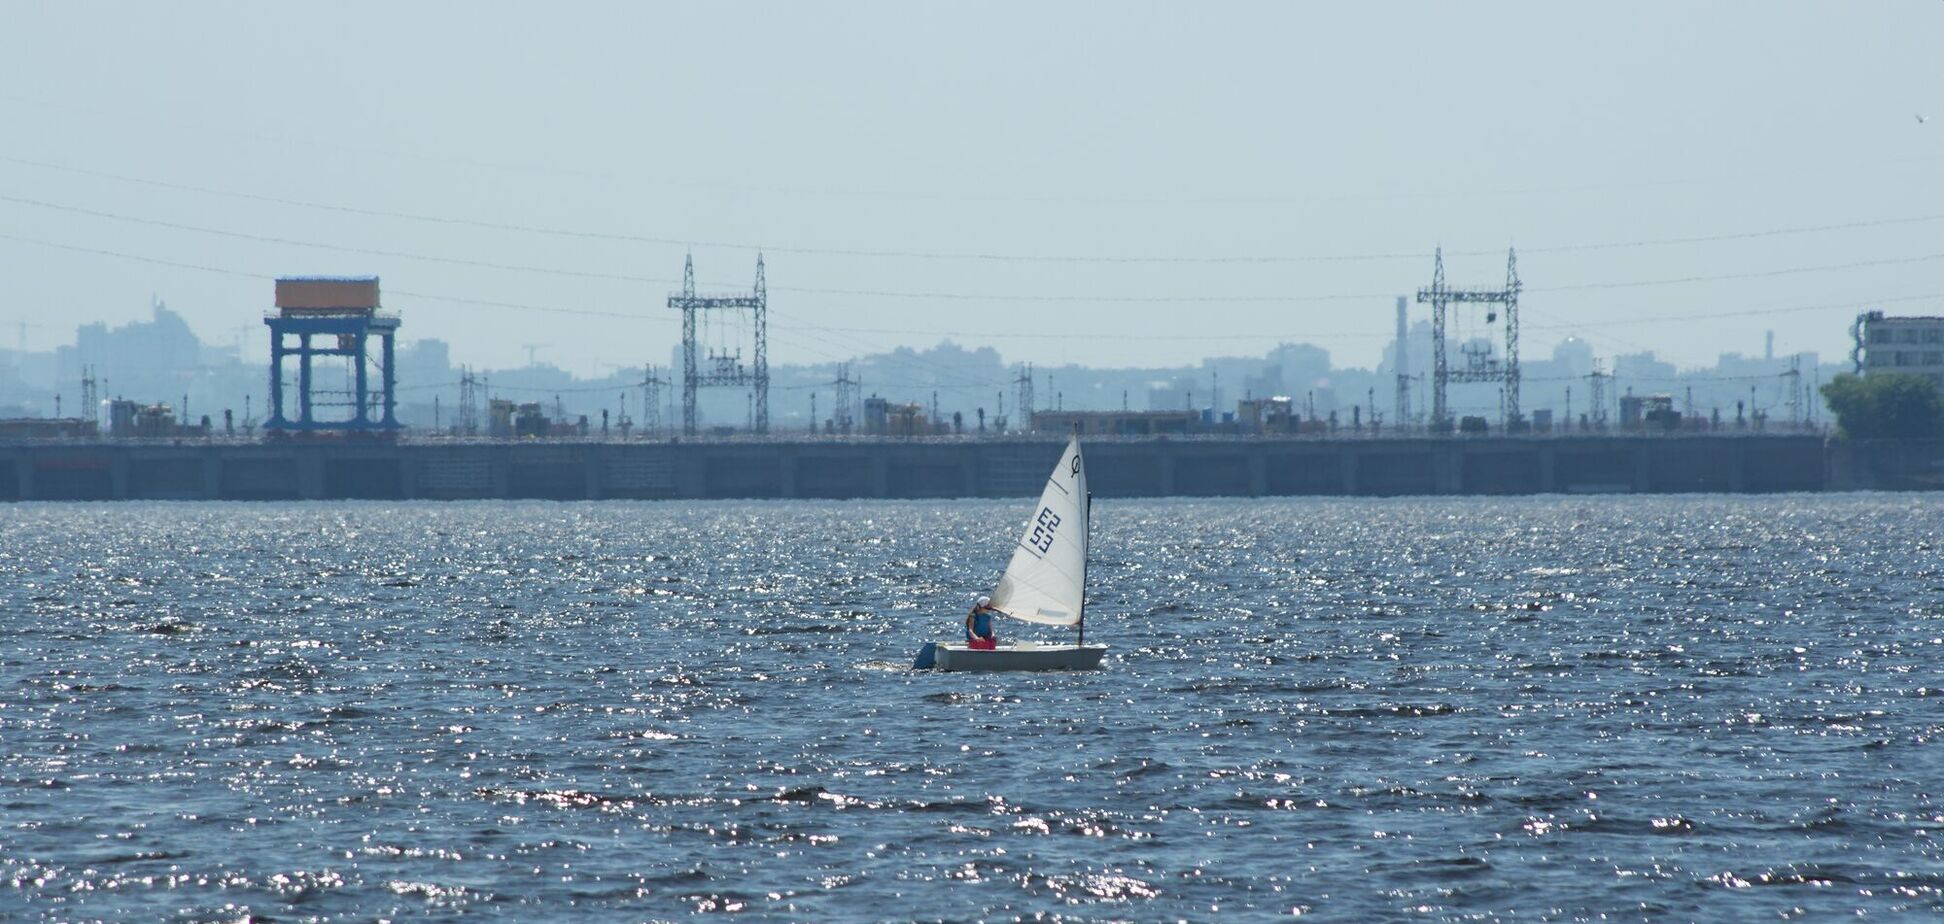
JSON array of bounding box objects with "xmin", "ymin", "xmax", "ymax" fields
[
  {"xmin": 1523, "ymin": 214, "xmax": 1944, "ymax": 255},
  {"xmin": 390, "ymin": 288, "xmax": 671, "ymax": 323},
  {"xmin": 15, "ymin": 189, "xmax": 1941, "ymax": 306},
  {"xmin": 1515, "ymin": 293, "xmax": 1944, "ymax": 359},
  {"xmin": 764, "ymin": 309, "xmax": 1396, "ymax": 343},
  {"xmin": 764, "ymin": 311, "xmax": 1016, "ymax": 392},
  {"xmin": 1537, "ymin": 253, "xmax": 1944, "ymax": 292},
  {"xmin": 0, "ymin": 231, "xmax": 263, "ymax": 280},
  {"xmin": 0, "ymin": 231, "xmax": 670, "ymax": 321},
  {"xmin": 478, "ymin": 381, "xmax": 636, "ymax": 395},
  {"xmin": 0, "ymin": 192, "xmax": 681, "ymax": 286},
  {"xmin": 10, "ymin": 225, "xmax": 1932, "ymax": 333},
  {"xmin": 1523, "ymin": 292, "xmax": 1944, "ymax": 329},
  {"xmin": 0, "ymin": 227, "xmax": 1325, "ymax": 342},
  {"xmin": 4, "ymin": 228, "xmax": 1934, "ymax": 369},
  {"xmin": 9, "ymin": 152, "xmax": 1944, "ymax": 265},
  {"xmin": 0, "ymin": 192, "xmax": 1381, "ymax": 301}
]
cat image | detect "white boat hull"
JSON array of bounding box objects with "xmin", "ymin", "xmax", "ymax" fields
[{"xmin": 930, "ymin": 641, "xmax": 1108, "ymax": 672}]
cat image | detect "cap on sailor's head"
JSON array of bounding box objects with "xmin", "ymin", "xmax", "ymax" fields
[{"xmin": 976, "ymin": 595, "xmax": 991, "ymax": 607}]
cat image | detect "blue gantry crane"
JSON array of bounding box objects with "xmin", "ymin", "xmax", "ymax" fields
[{"xmin": 263, "ymin": 276, "xmax": 400, "ymax": 435}]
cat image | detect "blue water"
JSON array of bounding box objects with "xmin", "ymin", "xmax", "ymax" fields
[{"xmin": 2, "ymin": 495, "xmax": 1941, "ymax": 921}]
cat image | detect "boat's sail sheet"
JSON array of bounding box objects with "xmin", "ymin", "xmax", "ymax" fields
[{"xmin": 990, "ymin": 436, "xmax": 1088, "ymax": 626}]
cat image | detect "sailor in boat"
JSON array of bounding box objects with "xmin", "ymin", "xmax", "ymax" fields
[{"xmin": 965, "ymin": 595, "xmax": 999, "ymax": 650}]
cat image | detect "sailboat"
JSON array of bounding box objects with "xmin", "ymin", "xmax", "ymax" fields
[{"xmin": 913, "ymin": 435, "xmax": 1108, "ymax": 672}]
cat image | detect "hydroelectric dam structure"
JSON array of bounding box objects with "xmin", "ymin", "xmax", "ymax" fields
[{"xmin": 0, "ymin": 433, "xmax": 1933, "ymax": 502}]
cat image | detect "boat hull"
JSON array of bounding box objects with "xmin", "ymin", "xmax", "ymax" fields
[{"xmin": 930, "ymin": 641, "xmax": 1108, "ymax": 672}]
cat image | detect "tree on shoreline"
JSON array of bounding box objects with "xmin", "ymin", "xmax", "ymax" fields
[{"xmin": 1820, "ymin": 373, "xmax": 1944, "ymax": 439}]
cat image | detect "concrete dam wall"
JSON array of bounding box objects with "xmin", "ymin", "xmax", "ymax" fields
[{"xmin": 0, "ymin": 434, "xmax": 1874, "ymax": 502}]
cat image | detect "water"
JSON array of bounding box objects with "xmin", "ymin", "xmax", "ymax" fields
[{"xmin": 2, "ymin": 495, "xmax": 1941, "ymax": 921}]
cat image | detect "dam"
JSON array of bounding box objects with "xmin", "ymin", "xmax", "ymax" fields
[{"xmin": 1, "ymin": 433, "xmax": 1929, "ymax": 502}]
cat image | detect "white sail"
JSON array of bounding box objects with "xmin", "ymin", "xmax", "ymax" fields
[{"xmin": 990, "ymin": 436, "xmax": 1088, "ymax": 626}]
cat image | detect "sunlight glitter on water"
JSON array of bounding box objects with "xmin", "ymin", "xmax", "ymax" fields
[{"xmin": 0, "ymin": 495, "xmax": 1941, "ymax": 920}]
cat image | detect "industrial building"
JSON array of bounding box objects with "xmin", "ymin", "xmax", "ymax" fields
[
  {"xmin": 1030, "ymin": 409, "xmax": 1199, "ymax": 437},
  {"xmin": 1853, "ymin": 311, "xmax": 1944, "ymax": 389},
  {"xmin": 0, "ymin": 418, "xmax": 98, "ymax": 440},
  {"xmin": 107, "ymin": 399, "xmax": 209, "ymax": 439},
  {"xmin": 1618, "ymin": 395, "xmax": 1679, "ymax": 430}
]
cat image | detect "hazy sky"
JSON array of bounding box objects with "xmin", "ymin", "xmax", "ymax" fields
[{"xmin": 3, "ymin": 1, "xmax": 1940, "ymax": 376}]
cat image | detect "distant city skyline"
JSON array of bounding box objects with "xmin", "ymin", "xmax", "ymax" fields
[
  {"xmin": 0, "ymin": 295, "xmax": 1838, "ymax": 437},
  {"xmin": 3, "ymin": 2, "xmax": 1940, "ymax": 376}
]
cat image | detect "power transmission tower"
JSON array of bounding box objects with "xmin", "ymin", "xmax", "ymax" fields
[
  {"xmin": 641, "ymin": 364, "xmax": 671, "ymax": 437},
  {"xmin": 1393, "ymin": 296, "xmax": 1411, "ymax": 429},
  {"xmin": 80, "ymin": 365, "xmax": 98, "ymax": 429},
  {"xmin": 458, "ymin": 366, "xmax": 480, "ymax": 436},
  {"xmin": 833, "ymin": 362, "xmax": 858, "ymax": 434},
  {"xmin": 669, "ymin": 254, "xmax": 768, "ymax": 435},
  {"xmin": 1416, "ymin": 248, "xmax": 1521, "ymax": 432},
  {"xmin": 1786, "ymin": 355, "xmax": 1803, "ymax": 428},
  {"xmin": 754, "ymin": 256, "xmax": 766, "ymax": 432},
  {"xmin": 1587, "ymin": 360, "xmax": 1610, "ymax": 429},
  {"xmin": 1013, "ymin": 363, "xmax": 1035, "ymax": 430}
]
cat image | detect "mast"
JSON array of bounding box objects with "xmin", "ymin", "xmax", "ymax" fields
[{"xmin": 1079, "ymin": 489, "xmax": 1091, "ymax": 647}]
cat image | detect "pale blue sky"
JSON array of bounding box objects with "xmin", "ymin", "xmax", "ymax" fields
[{"xmin": 2, "ymin": 1, "xmax": 1940, "ymax": 374}]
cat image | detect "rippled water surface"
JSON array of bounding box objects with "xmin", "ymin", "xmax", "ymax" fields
[{"xmin": 3, "ymin": 495, "xmax": 1942, "ymax": 921}]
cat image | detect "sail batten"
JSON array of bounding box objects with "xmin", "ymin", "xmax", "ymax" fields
[{"xmin": 989, "ymin": 437, "xmax": 1088, "ymax": 627}]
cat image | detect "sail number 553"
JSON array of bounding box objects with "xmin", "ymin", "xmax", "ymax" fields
[{"xmin": 1029, "ymin": 507, "xmax": 1061, "ymax": 553}]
